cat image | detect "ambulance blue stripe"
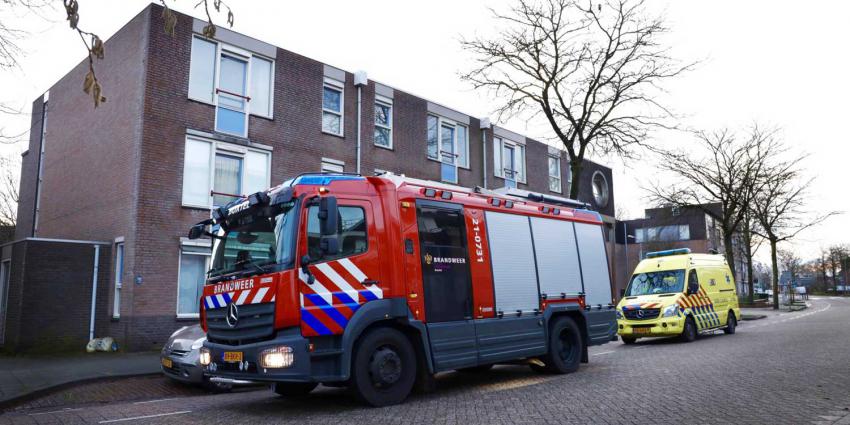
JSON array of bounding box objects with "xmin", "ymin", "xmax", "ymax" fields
[
  {"xmin": 304, "ymin": 294, "xmax": 350, "ymax": 329},
  {"xmin": 360, "ymin": 290, "xmax": 378, "ymax": 302},
  {"xmin": 300, "ymin": 309, "xmax": 332, "ymax": 335}
]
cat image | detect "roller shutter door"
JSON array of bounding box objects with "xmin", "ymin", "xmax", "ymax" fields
[
  {"xmin": 530, "ymin": 217, "xmax": 583, "ymax": 297},
  {"xmin": 484, "ymin": 211, "xmax": 539, "ymax": 314},
  {"xmin": 574, "ymin": 222, "xmax": 612, "ymax": 306}
]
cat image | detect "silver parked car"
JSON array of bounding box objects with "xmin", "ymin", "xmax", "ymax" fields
[{"xmin": 161, "ymin": 325, "xmax": 251, "ymax": 391}]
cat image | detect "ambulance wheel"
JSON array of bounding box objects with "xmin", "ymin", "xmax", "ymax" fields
[
  {"xmin": 457, "ymin": 364, "xmax": 494, "ymax": 373},
  {"xmin": 272, "ymin": 382, "xmax": 318, "ymax": 397},
  {"xmin": 542, "ymin": 316, "xmax": 583, "ymax": 374},
  {"xmin": 724, "ymin": 311, "xmax": 737, "ymax": 334},
  {"xmin": 621, "ymin": 336, "xmax": 638, "ymax": 345},
  {"xmin": 350, "ymin": 327, "xmax": 416, "ymax": 407},
  {"xmin": 680, "ymin": 316, "xmax": 697, "ymax": 343}
]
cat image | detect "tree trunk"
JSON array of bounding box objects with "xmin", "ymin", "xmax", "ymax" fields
[
  {"xmin": 770, "ymin": 239, "xmax": 780, "ymax": 310},
  {"xmin": 568, "ymin": 158, "xmax": 583, "ymax": 200},
  {"xmin": 722, "ymin": 230, "xmax": 737, "ymax": 284},
  {"xmin": 743, "ymin": 225, "xmax": 754, "ymax": 304}
]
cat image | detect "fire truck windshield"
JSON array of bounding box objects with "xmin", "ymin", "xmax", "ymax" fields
[{"xmin": 208, "ymin": 202, "xmax": 298, "ymax": 279}]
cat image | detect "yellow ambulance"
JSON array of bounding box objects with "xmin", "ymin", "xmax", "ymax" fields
[{"xmin": 616, "ymin": 248, "xmax": 741, "ymax": 344}]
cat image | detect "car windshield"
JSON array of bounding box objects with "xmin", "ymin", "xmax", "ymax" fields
[
  {"xmin": 209, "ymin": 201, "xmax": 297, "ymax": 278},
  {"xmin": 625, "ymin": 269, "xmax": 686, "ymax": 296}
]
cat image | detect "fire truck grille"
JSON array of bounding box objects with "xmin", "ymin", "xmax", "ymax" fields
[
  {"xmin": 623, "ymin": 308, "xmax": 660, "ymax": 320},
  {"xmin": 206, "ymin": 302, "xmax": 275, "ymax": 345}
]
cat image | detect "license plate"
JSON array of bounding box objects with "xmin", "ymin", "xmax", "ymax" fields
[
  {"xmin": 161, "ymin": 357, "xmax": 173, "ymax": 368},
  {"xmin": 633, "ymin": 327, "xmax": 651, "ymax": 335},
  {"xmin": 223, "ymin": 351, "xmax": 243, "ymax": 363}
]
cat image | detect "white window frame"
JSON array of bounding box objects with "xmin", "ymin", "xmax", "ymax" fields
[
  {"xmin": 548, "ymin": 154, "xmax": 562, "ymax": 194},
  {"xmin": 426, "ymin": 115, "xmax": 469, "ymax": 184},
  {"xmin": 112, "ymin": 237, "xmax": 124, "ymax": 319},
  {"xmin": 322, "ymin": 78, "xmax": 345, "ymax": 137},
  {"xmin": 321, "ymin": 157, "xmax": 345, "ymax": 173},
  {"xmin": 176, "ymin": 239, "xmax": 212, "ymax": 319},
  {"xmin": 181, "ymin": 135, "xmax": 272, "ymax": 209},
  {"xmin": 493, "ymin": 137, "xmax": 527, "ymax": 185},
  {"xmin": 374, "ymin": 96, "xmax": 393, "ymax": 149},
  {"xmin": 188, "ymin": 35, "xmax": 276, "ymax": 135}
]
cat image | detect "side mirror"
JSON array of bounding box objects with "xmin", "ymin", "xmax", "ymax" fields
[
  {"xmin": 188, "ymin": 223, "xmax": 205, "ymax": 240},
  {"xmin": 318, "ymin": 196, "xmax": 340, "ymax": 256}
]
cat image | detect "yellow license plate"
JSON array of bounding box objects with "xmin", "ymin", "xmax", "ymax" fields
[
  {"xmin": 633, "ymin": 327, "xmax": 651, "ymax": 335},
  {"xmin": 161, "ymin": 357, "xmax": 173, "ymax": 368},
  {"xmin": 223, "ymin": 351, "xmax": 243, "ymax": 363}
]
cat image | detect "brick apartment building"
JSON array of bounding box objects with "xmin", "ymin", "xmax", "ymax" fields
[
  {"xmin": 0, "ymin": 4, "xmax": 616, "ymax": 352},
  {"xmin": 612, "ymin": 204, "xmax": 747, "ymax": 297}
]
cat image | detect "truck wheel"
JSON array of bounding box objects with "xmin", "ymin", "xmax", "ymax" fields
[
  {"xmin": 350, "ymin": 327, "xmax": 416, "ymax": 407},
  {"xmin": 457, "ymin": 364, "xmax": 494, "ymax": 373},
  {"xmin": 680, "ymin": 316, "xmax": 697, "ymax": 343},
  {"xmin": 272, "ymin": 382, "xmax": 318, "ymax": 396},
  {"xmin": 541, "ymin": 316, "xmax": 584, "ymax": 374},
  {"xmin": 724, "ymin": 311, "xmax": 737, "ymax": 334},
  {"xmin": 621, "ymin": 336, "xmax": 637, "ymax": 345}
]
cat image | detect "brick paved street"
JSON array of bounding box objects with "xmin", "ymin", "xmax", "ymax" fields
[{"xmin": 2, "ymin": 296, "xmax": 849, "ymax": 425}]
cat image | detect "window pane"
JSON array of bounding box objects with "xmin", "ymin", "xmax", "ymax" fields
[
  {"xmin": 441, "ymin": 162, "xmax": 457, "ymax": 183},
  {"xmin": 549, "ymin": 177, "xmax": 561, "ymax": 192},
  {"xmin": 493, "ymin": 138, "xmax": 502, "ymax": 177},
  {"xmin": 516, "ymin": 145, "xmax": 526, "ymax": 182},
  {"xmin": 306, "ymin": 206, "xmax": 367, "ymax": 261},
  {"xmin": 322, "ymin": 111, "xmax": 341, "ymax": 134},
  {"xmin": 426, "ymin": 115, "xmax": 438, "ymax": 159},
  {"xmin": 503, "ymin": 145, "xmax": 515, "ymax": 180},
  {"xmin": 178, "ymin": 253, "xmax": 207, "ymax": 315},
  {"xmin": 213, "ymin": 153, "xmax": 242, "ymax": 206},
  {"xmin": 250, "ymin": 56, "xmax": 272, "ymax": 117},
  {"xmin": 189, "ymin": 37, "xmax": 216, "ymax": 102},
  {"xmin": 323, "ymin": 86, "xmax": 341, "ymax": 112},
  {"xmin": 216, "ymin": 107, "xmax": 246, "ymax": 136},
  {"xmin": 440, "ymin": 124, "xmax": 455, "ymax": 164},
  {"xmin": 548, "ymin": 156, "xmax": 559, "ymax": 177},
  {"xmin": 456, "ymin": 126, "xmax": 467, "ymax": 168},
  {"xmin": 182, "ymin": 138, "xmax": 212, "ymax": 206},
  {"xmin": 375, "ymin": 103, "xmax": 390, "ymax": 126},
  {"xmin": 244, "ymin": 150, "xmax": 269, "ymax": 195},
  {"xmin": 220, "ymin": 55, "xmax": 247, "ymax": 97},
  {"xmin": 375, "ymin": 127, "xmax": 391, "ymax": 147},
  {"xmin": 679, "ymin": 225, "xmax": 690, "ymax": 240}
]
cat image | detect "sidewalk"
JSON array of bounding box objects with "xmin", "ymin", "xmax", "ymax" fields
[
  {"xmin": 741, "ymin": 300, "xmax": 810, "ymax": 320},
  {"xmin": 0, "ymin": 351, "xmax": 160, "ymax": 408}
]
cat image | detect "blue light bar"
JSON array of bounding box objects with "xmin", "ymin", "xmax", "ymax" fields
[
  {"xmin": 645, "ymin": 248, "xmax": 691, "ymax": 259},
  {"xmin": 293, "ymin": 175, "xmax": 365, "ymax": 186}
]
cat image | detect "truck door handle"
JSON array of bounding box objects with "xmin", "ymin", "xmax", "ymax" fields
[{"xmin": 362, "ymin": 279, "xmax": 379, "ymax": 286}]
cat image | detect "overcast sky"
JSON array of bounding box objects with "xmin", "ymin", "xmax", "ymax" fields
[{"xmin": 0, "ymin": 0, "xmax": 847, "ymax": 262}]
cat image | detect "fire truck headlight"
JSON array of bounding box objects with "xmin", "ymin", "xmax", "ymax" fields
[
  {"xmin": 662, "ymin": 304, "xmax": 679, "ymax": 318},
  {"xmin": 199, "ymin": 347, "xmax": 211, "ymax": 366},
  {"xmin": 260, "ymin": 346, "xmax": 294, "ymax": 369}
]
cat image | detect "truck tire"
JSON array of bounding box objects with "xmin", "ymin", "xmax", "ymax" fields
[
  {"xmin": 541, "ymin": 316, "xmax": 584, "ymax": 374},
  {"xmin": 350, "ymin": 327, "xmax": 416, "ymax": 407},
  {"xmin": 724, "ymin": 311, "xmax": 737, "ymax": 334},
  {"xmin": 680, "ymin": 316, "xmax": 697, "ymax": 342},
  {"xmin": 621, "ymin": 336, "xmax": 638, "ymax": 345},
  {"xmin": 272, "ymin": 382, "xmax": 318, "ymax": 396}
]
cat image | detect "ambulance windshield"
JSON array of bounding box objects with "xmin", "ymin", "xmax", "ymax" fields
[
  {"xmin": 625, "ymin": 269, "xmax": 686, "ymax": 296},
  {"xmin": 208, "ymin": 203, "xmax": 298, "ymax": 278}
]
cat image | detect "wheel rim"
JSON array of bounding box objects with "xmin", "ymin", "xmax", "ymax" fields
[
  {"xmin": 557, "ymin": 328, "xmax": 579, "ymax": 363},
  {"xmin": 368, "ymin": 345, "xmax": 402, "ymax": 389}
]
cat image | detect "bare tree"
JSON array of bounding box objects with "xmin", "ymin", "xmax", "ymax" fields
[
  {"xmin": 1, "ymin": 0, "xmax": 235, "ymax": 108},
  {"xmin": 750, "ymin": 148, "xmax": 839, "ymax": 309},
  {"xmin": 778, "ymin": 247, "xmax": 802, "ymax": 302},
  {"xmin": 826, "ymin": 244, "xmax": 849, "ymax": 293},
  {"xmin": 646, "ymin": 126, "xmax": 777, "ymax": 283},
  {"xmin": 740, "ymin": 208, "xmax": 764, "ymax": 304},
  {"xmin": 0, "ymin": 152, "xmax": 20, "ymax": 228},
  {"xmin": 460, "ymin": 0, "xmax": 694, "ymax": 198}
]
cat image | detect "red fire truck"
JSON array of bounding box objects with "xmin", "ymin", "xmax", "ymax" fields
[{"xmin": 190, "ymin": 173, "xmax": 616, "ymax": 406}]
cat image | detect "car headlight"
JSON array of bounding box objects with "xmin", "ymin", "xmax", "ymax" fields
[
  {"xmin": 191, "ymin": 337, "xmax": 206, "ymax": 350},
  {"xmin": 616, "ymin": 309, "xmax": 623, "ymax": 319},
  {"xmin": 662, "ymin": 304, "xmax": 679, "ymax": 317}
]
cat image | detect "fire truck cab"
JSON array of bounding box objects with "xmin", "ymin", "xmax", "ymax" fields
[{"xmin": 190, "ymin": 173, "xmax": 616, "ymax": 406}]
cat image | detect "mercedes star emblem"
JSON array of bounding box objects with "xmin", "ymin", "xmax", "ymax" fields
[
  {"xmin": 226, "ymin": 302, "xmax": 239, "ymax": 328},
  {"xmin": 636, "ymin": 310, "xmax": 644, "ymax": 318}
]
